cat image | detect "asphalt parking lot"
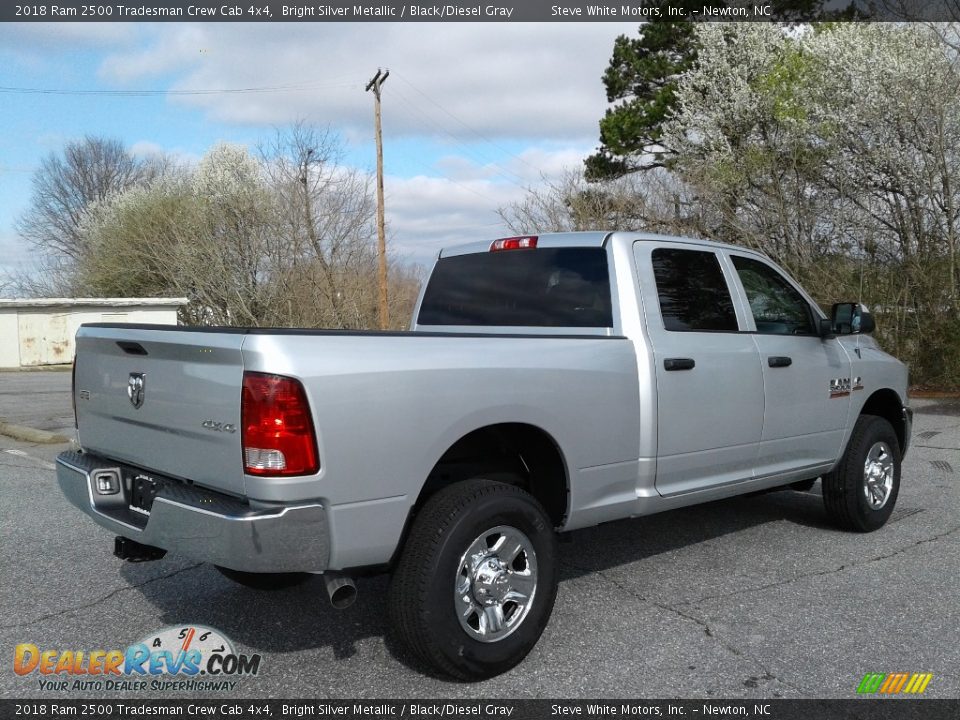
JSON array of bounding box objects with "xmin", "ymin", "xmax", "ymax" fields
[{"xmin": 1, "ymin": 370, "xmax": 958, "ymax": 699}]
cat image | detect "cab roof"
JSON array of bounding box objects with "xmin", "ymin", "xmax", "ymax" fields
[{"xmin": 439, "ymin": 231, "xmax": 761, "ymax": 258}]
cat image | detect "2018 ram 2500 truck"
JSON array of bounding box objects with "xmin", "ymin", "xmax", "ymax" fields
[{"xmin": 57, "ymin": 231, "xmax": 912, "ymax": 680}]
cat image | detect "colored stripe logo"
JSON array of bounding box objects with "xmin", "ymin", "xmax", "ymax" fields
[{"xmin": 857, "ymin": 672, "xmax": 933, "ymax": 694}]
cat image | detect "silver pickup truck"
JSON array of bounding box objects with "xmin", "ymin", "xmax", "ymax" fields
[{"xmin": 57, "ymin": 231, "xmax": 912, "ymax": 679}]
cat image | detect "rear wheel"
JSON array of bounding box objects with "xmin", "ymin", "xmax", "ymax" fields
[
  {"xmin": 389, "ymin": 479, "xmax": 558, "ymax": 680},
  {"xmin": 215, "ymin": 566, "xmax": 311, "ymax": 590},
  {"xmin": 822, "ymin": 415, "xmax": 901, "ymax": 532}
]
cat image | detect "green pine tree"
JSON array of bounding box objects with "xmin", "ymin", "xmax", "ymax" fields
[
  {"xmin": 585, "ymin": 18, "xmax": 696, "ymax": 180},
  {"xmin": 585, "ymin": 2, "xmax": 862, "ymax": 182}
]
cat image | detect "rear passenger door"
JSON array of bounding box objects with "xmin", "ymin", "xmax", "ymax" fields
[
  {"xmin": 726, "ymin": 252, "xmax": 851, "ymax": 477},
  {"xmin": 634, "ymin": 242, "xmax": 764, "ymax": 497}
]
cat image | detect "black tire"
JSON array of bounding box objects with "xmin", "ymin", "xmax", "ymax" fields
[
  {"xmin": 790, "ymin": 478, "xmax": 817, "ymax": 492},
  {"xmin": 389, "ymin": 479, "xmax": 558, "ymax": 680},
  {"xmin": 822, "ymin": 415, "xmax": 901, "ymax": 532},
  {"xmin": 215, "ymin": 566, "xmax": 311, "ymax": 590}
]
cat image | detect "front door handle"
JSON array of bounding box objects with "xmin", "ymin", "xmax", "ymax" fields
[
  {"xmin": 768, "ymin": 356, "xmax": 793, "ymax": 368},
  {"xmin": 664, "ymin": 358, "xmax": 696, "ymax": 371}
]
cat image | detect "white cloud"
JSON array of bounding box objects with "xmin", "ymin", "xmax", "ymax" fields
[
  {"xmin": 96, "ymin": 23, "xmax": 636, "ymax": 140},
  {"xmin": 99, "ymin": 25, "xmax": 209, "ymax": 83},
  {"xmin": 2, "ymin": 22, "xmax": 636, "ymax": 295},
  {"xmin": 430, "ymin": 145, "xmax": 592, "ymax": 187},
  {"xmin": 385, "ymin": 144, "xmax": 588, "ymax": 263},
  {"xmin": 385, "ymin": 175, "xmax": 511, "ymax": 263},
  {"xmin": 509, "ymin": 146, "xmax": 591, "ymax": 179},
  {"xmin": 0, "ymin": 23, "xmax": 137, "ymax": 73},
  {"xmin": 434, "ymin": 155, "xmax": 498, "ymax": 182},
  {"xmin": 0, "ymin": 22, "xmax": 136, "ymax": 50},
  {"xmin": 129, "ymin": 140, "xmax": 165, "ymax": 157}
]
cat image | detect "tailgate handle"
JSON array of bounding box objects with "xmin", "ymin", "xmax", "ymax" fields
[
  {"xmin": 664, "ymin": 357, "xmax": 695, "ymax": 371},
  {"xmin": 117, "ymin": 341, "xmax": 148, "ymax": 356},
  {"xmin": 768, "ymin": 356, "xmax": 792, "ymax": 368}
]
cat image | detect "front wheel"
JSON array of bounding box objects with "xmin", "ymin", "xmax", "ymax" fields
[
  {"xmin": 389, "ymin": 479, "xmax": 558, "ymax": 680},
  {"xmin": 822, "ymin": 414, "xmax": 901, "ymax": 532}
]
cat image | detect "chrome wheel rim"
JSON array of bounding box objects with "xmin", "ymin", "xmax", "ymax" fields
[
  {"xmin": 863, "ymin": 441, "xmax": 895, "ymax": 510},
  {"xmin": 454, "ymin": 525, "xmax": 538, "ymax": 643}
]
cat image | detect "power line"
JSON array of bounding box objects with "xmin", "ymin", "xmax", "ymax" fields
[
  {"xmin": 389, "ymin": 87, "xmax": 532, "ymax": 190},
  {"xmin": 389, "ymin": 86, "xmax": 529, "ymax": 186},
  {"xmin": 392, "ymin": 71, "xmax": 543, "ymax": 175},
  {"xmin": 406, "ymin": 174, "xmax": 514, "ymax": 208},
  {"xmin": 0, "ymin": 77, "xmax": 363, "ymax": 97}
]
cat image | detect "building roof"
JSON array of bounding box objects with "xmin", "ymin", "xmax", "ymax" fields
[{"xmin": 0, "ymin": 297, "xmax": 188, "ymax": 308}]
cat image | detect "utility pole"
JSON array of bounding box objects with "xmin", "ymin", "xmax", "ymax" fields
[{"xmin": 366, "ymin": 68, "xmax": 389, "ymax": 330}]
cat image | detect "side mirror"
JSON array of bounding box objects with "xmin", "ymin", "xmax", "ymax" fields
[{"xmin": 830, "ymin": 302, "xmax": 875, "ymax": 335}]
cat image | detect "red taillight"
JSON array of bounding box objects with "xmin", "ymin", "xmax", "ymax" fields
[
  {"xmin": 490, "ymin": 235, "xmax": 538, "ymax": 251},
  {"xmin": 242, "ymin": 372, "xmax": 319, "ymax": 476}
]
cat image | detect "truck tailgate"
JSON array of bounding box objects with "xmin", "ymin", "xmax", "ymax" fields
[{"xmin": 73, "ymin": 326, "xmax": 247, "ymax": 496}]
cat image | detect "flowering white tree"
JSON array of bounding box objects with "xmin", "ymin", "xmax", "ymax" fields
[
  {"xmin": 501, "ymin": 23, "xmax": 960, "ymax": 384},
  {"xmin": 660, "ymin": 22, "xmax": 960, "ymax": 383},
  {"xmin": 803, "ymin": 25, "xmax": 960, "ymax": 285},
  {"xmin": 16, "ymin": 136, "xmax": 163, "ymax": 263},
  {"xmin": 75, "ymin": 131, "xmax": 420, "ymax": 330},
  {"xmin": 661, "ymin": 24, "xmax": 853, "ymax": 276},
  {"xmin": 76, "ymin": 145, "xmax": 280, "ymax": 326}
]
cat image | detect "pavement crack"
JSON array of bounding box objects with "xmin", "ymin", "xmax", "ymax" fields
[
  {"xmin": 650, "ymin": 599, "xmax": 803, "ymax": 694},
  {"xmin": 560, "ymin": 527, "xmax": 960, "ymax": 693},
  {"xmin": 680, "ymin": 525, "xmax": 960, "ymax": 607},
  {"xmin": 0, "ymin": 562, "xmax": 203, "ymax": 630},
  {"xmin": 562, "ymin": 560, "xmax": 803, "ymax": 694}
]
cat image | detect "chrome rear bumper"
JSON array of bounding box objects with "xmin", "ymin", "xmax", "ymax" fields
[{"xmin": 56, "ymin": 450, "xmax": 329, "ymax": 573}]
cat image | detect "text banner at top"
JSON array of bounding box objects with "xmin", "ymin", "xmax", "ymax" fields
[{"xmin": 2, "ymin": 0, "xmax": 955, "ymax": 22}]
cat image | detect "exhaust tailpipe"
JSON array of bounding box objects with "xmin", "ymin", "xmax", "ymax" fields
[{"xmin": 323, "ymin": 572, "xmax": 357, "ymax": 609}]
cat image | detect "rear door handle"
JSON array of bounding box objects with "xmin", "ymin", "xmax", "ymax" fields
[
  {"xmin": 768, "ymin": 356, "xmax": 793, "ymax": 368},
  {"xmin": 664, "ymin": 358, "xmax": 696, "ymax": 371}
]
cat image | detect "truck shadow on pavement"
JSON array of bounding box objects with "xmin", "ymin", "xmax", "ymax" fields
[
  {"xmin": 557, "ymin": 486, "xmax": 833, "ymax": 581},
  {"xmin": 118, "ymin": 486, "xmax": 839, "ymax": 678}
]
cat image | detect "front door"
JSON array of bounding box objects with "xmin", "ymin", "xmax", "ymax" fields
[{"xmin": 725, "ymin": 252, "xmax": 852, "ymax": 478}]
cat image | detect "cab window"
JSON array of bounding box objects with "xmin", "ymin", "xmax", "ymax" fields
[
  {"xmin": 651, "ymin": 248, "xmax": 739, "ymax": 332},
  {"xmin": 731, "ymin": 255, "xmax": 816, "ymax": 335},
  {"xmin": 418, "ymin": 247, "xmax": 612, "ymax": 327}
]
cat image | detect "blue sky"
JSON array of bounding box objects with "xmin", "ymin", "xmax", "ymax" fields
[{"xmin": 0, "ymin": 21, "xmax": 638, "ymax": 282}]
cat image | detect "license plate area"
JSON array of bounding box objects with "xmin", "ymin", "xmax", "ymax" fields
[{"xmin": 129, "ymin": 474, "xmax": 165, "ymax": 515}]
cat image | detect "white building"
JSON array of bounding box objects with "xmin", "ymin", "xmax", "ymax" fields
[{"xmin": 0, "ymin": 298, "xmax": 187, "ymax": 369}]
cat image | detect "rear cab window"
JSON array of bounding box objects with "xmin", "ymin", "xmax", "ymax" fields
[
  {"xmin": 651, "ymin": 247, "xmax": 739, "ymax": 332},
  {"xmin": 417, "ymin": 247, "xmax": 613, "ymax": 328}
]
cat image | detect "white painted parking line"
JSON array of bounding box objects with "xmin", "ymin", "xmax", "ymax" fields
[{"xmin": 1, "ymin": 448, "xmax": 56, "ymax": 470}]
